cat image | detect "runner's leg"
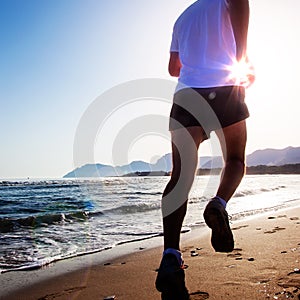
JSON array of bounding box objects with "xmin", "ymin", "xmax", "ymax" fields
[
  {"xmin": 162, "ymin": 127, "xmax": 205, "ymax": 250},
  {"xmin": 215, "ymin": 120, "xmax": 247, "ymax": 202}
]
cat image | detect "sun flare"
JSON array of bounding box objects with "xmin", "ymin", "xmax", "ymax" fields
[{"xmin": 228, "ymin": 58, "xmax": 256, "ymax": 88}]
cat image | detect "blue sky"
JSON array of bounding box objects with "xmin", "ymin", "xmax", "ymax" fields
[{"xmin": 1, "ymin": 0, "xmax": 300, "ymax": 179}]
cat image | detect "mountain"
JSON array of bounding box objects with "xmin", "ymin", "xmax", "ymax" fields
[
  {"xmin": 63, "ymin": 146, "xmax": 300, "ymax": 178},
  {"xmin": 64, "ymin": 163, "xmax": 118, "ymax": 178},
  {"xmin": 246, "ymin": 146, "xmax": 300, "ymax": 166},
  {"xmin": 201, "ymin": 146, "xmax": 300, "ymax": 169},
  {"xmin": 151, "ymin": 154, "xmax": 172, "ymax": 172},
  {"xmin": 64, "ymin": 161, "xmax": 153, "ymax": 178}
]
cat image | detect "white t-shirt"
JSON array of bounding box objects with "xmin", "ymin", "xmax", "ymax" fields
[{"xmin": 170, "ymin": 0, "xmax": 237, "ymax": 88}]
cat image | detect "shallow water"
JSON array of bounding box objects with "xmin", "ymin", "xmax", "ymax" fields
[{"xmin": 0, "ymin": 174, "xmax": 299, "ymax": 272}]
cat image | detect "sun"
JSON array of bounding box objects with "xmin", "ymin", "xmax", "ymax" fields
[{"xmin": 228, "ymin": 57, "xmax": 256, "ymax": 88}]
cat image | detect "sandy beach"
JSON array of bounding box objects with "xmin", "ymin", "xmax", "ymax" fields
[{"xmin": 1, "ymin": 206, "xmax": 299, "ymax": 300}]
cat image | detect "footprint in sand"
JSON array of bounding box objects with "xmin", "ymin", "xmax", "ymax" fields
[
  {"xmin": 227, "ymin": 252, "xmax": 242, "ymax": 258},
  {"xmin": 232, "ymin": 225, "xmax": 249, "ymax": 231},
  {"xmin": 275, "ymin": 271, "xmax": 300, "ymax": 299},
  {"xmin": 264, "ymin": 230, "xmax": 277, "ymax": 234},
  {"xmin": 274, "ymin": 290, "xmax": 297, "ymax": 299},
  {"xmin": 233, "ymin": 248, "xmax": 243, "ymax": 251},
  {"xmin": 277, "ymin": 215, "xmax": 287, "ymax": 218},
  {"xmin": 191, "ymin": 251, "xmax": 199, "ymax": 257},
  {"xmin": 182, "ymin": 246, "xmax": 195, "ymax": 253},
  {"xmin": 274, "ymin": 226, "xmax": 286, "ymax": 231},
  {"xmin": 227, "ymin": 248, "xmax": 243, "ymax": 259},
  {"xmin": 189, "ymin": 247, "xmax": 203, "ymax": 257},
  {"xmin": 264, "ymin": 226, "xmax": 286, "ymax": 234},
  {"xmin": 189, "ymin": 291, "xmax": 209, "ymax": 299},
  {"xmin": 277, "ymin": 269, "xmax": 300, "ymax": 289},
  {"xmin": 38, "ymin": 286, "xmax": 86, "ymax": 300},
  {"xmin": 227, "ymin": 249, "xmax": 255, "ymax": 262}
]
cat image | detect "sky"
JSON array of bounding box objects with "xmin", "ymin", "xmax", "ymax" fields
[{"xmin": 0, "ymin": 0, "xmax": 300, "ymax": 179}]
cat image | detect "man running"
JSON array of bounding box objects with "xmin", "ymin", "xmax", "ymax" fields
[{"xmin": 156, "ymin": 0, "xmax": 254, "ymax": 299}]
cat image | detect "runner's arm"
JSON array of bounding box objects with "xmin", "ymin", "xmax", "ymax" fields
[
  {"xmin": 168, "ymin": 52, "xmax": 182, "ymax": 77},
  {"xmin": 227, "ymin": 0, "xmax": 250, "ymax": 61}
]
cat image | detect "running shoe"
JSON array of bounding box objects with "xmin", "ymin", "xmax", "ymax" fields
[
  {"xmin": 203, "ymin": 198, "xmax": 234, "ymax": 252},
  {"xmin": 155, "ymin": 253, "xmax": 190, "ymax": 300}
]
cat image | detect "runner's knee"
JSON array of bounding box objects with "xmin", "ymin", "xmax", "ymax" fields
[{"xmin": 224, "ymin": 157, "xmax": 245, "ymax": 173}]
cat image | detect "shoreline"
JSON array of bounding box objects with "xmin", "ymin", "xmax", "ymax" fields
[
  {"xmin": 0, "ymin": 230, "xmax": 166, "ymax": 298},
  {"xmin": 1, "ymin": 205, "xmax": 300, "ymax": 299},
  {"xmin": 1, "ymin": 197, "xmax": 298, "ymax": 274}
]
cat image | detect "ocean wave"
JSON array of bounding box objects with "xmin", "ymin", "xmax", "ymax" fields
[
  {"xmin": 106, "ymin": 191, "xmax": 162, "ymax": 197},
  {"xmin": 187, "ymin": 184, "xmax": 287, "ymax": 202},
  {"xmin": 0, "ymin": 202, "xmax": 161, "ymax": 233},
  {"xmin": 189, "ymin": 196, "xmax": 209, "ymax": 204},
  {"xmin": 0, "ymin": 202, "xmax": 162, "ymax": 233},
  {"xmin": 133, "ymin": 191, "xmax": 162, "ymax": 196},
  {"xmin": 0, "ymin": 230, "xmax": 164, "ymax": 273},
  {"xmin": 234, "ymin": 190, "xmax": 257, "ymax": 197},
  {"xmin": 0, "ymin": 210, "xmax": 104, "ymax": 233},
  {"xmin": 234, "ymin": 185, "xmax": 286, "ymax": 198},
  {"xmin": 230, "ymin": 204, "xmax": 288, "ymax": 221},
  {"xmin": 104, "ymin": 203, "xmax": 161, "ymax": 215},
  {"xmin": 0, "ymin": 180, "xmax": 80, "ymax": 189},
  {"xmin": 0, "ymin": 245, "xmax": 114, "ymax": 274}
]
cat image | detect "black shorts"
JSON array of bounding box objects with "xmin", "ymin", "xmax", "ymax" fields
[{"xmin": 169, "ymin": 86, "xmax": 249, "ymax": 137}]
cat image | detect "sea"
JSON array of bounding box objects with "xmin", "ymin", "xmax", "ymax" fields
[{"xmin": 0, "ymin": 174, "xmax": 300, "ymax": 273}]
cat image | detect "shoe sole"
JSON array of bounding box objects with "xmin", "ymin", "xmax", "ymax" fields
[
  {"xmin": 161, "ymin": 290, "xmax": 190, "ymax": 300},
  {"xmin": 156, "ymin": 268, "xmax": 189, "ymax": 300},
  {"xmin": 203, "ymin": 203, "xmax": 234, "ymax": 252}
]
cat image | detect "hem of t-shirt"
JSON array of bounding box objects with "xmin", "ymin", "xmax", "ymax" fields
[{"xmin": 175, "ymin": 81, "xmax": 240, "ymax": 92}]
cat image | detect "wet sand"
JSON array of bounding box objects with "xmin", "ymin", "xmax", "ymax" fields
[{"xmin": 1, "ymin": 206, "xmax": 300, "ymax": 300}]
